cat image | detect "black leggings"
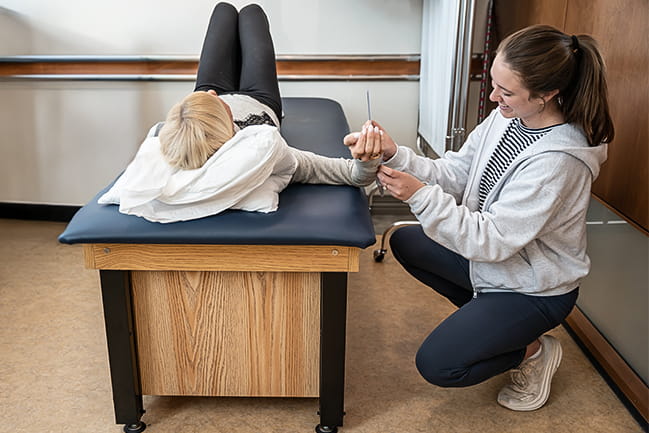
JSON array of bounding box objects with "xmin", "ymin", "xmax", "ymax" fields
[
  {"xmin": 194, "ymin": 2, "xmax": 282, "ymax": 120},
  {"xmin": 390, "ymin": 225, "xmax": 578, "ymax": 387}
]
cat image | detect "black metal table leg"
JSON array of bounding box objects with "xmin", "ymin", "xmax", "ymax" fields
[
  {"xmin": 316, "ymin": 272, "xmax": 348, "ymax": 433},
  {"xmin": 99, "ymin": 270, "xmax": 146, "ymax": 433}
]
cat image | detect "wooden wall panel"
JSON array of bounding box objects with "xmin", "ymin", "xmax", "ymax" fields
[
  {"xmin": 494, "ymin": 0, "xmax": 648, "ymax": 232},
  {"xmin": 564, "ymin": 0, "xmax": 648, "ymax": 231},
  {"xmin": 494, "ymin": 0, "xmax": 567, "ymax": 41},
  {"xmin": 0, "ymin": 57, "xmax": 420, "ymax": 79}
]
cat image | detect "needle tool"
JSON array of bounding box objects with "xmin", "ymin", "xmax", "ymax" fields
[
  {"xmin": 366, "ymin": 90, "xmax": 385, "ymax": 196},
  {"xmin": 366, "ymin": 89, "xmax": 372, "ymax": 121}
]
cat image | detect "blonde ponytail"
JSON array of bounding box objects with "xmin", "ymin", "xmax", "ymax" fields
[{"xmin": 159, "ymin": 91, "xmax": 235, "ymax": 169}]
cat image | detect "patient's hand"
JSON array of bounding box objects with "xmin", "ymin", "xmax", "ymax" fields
[
  {"xmin": 344, "ymin": 121, "xmax": 383, "ymax": 161},
  {"xmin": 368, "ymin": 120, "xmax": 397, "ymax": 160},
  {"xmin": 344, "ymin": 120, "xmax": 398, "ymax": 161}
]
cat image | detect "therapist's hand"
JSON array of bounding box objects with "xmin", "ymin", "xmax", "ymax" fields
[
  {"xmin": 344, "ymin": 120, "xmax": 383, "ymax": 161},
  {"xmin": 376, "ymin": 165, "xmax": 425, "ymax": 201}
]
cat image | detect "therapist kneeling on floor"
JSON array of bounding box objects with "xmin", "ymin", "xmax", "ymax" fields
[{"xmin": 344, "ymin": 24, "xmax": 614, "ymax": 412}]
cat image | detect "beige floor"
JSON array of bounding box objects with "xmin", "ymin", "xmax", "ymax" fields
[{"xmin": 0, "ymin": 219, "xmax": 643, "ymax": 433}]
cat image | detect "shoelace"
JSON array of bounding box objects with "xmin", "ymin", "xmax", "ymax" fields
[{"xmin": 510, "ymin": 361, "xmax": 535, "ymax": 391}]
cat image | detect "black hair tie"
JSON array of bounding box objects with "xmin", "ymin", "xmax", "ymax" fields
[{"xmin": 571, "ymin": 35, "xmax": 580, "ymax": 53}]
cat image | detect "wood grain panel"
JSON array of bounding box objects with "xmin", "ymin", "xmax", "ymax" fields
[
  {"xmin": 0, "ymin": 60, "xmax": 197, "ymax": 76},
  {"xmin": 495, "ymin": 0, "xmax": 648, "ymax": 231},
  {"xmin": 494, "ymin": 0, "xmax": 568, "ymax": 40},
  {"xmin": 131, "ymin": 270, "xmax": 320, "ymax": 397},
  {"xmin": 84, "ymin": 243, "xmax": 360, "ymax": 272},
  {"xmin": 0, "ymin": 58, "xmax": 420, "ymax": 78},
  {"xmin": 564, "ymin": 0, "xmax": 648, "ymax": 231},
  {"xmin": 565, "ymin": 307, "xmax": 649, "ymax": 422},
  {"xmin": 83, "ymin": 244, "xmax": 96, "ymax": 269},
  {"xmin": 278, "ymin": 58, "xmax": 419, "ymax": 76}
]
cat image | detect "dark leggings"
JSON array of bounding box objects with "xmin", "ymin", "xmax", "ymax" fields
[
  {"xmin": 194, "ymin": 2, "xmax": 282, "ymax": 120},
  {"xmin": 390, "ymin": 225, "xmax": 578, "ymax": 387}
]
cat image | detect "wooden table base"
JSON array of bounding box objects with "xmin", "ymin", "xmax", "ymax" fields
[{"xmin": 98, "ymin": 268, "xmax": 348, "ymax": 433}]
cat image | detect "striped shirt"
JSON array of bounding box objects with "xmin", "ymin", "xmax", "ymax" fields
[{"xmin": 478, "ymin": 118, "xmax": 555, "ymax": 210}]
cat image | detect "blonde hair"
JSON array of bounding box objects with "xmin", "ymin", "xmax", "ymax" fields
[{"xmin": 159, "ymin": 91, "xmax": 235, "ymax": 169}]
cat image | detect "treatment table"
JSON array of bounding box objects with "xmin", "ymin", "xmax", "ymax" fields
[{"xmin": 58, "ymin": 98, "xmax": 376, "ymax": 433}]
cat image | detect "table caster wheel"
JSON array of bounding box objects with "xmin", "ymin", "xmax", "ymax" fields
[
  {"xmin": 124, "ymin": 421, "xmax": 146, "ymax": 433},
  {"xmin": 315, "ymin": 425, "xmax": 338, "ymax": 433},
  {"xmin": 373, "ymin": 249, "xmax": 386, "ymax": 262}
]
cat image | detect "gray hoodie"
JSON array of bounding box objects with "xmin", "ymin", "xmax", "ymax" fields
[{"xmin": 386, "ymin": 109, "xmax": 607, "ymax": 297}]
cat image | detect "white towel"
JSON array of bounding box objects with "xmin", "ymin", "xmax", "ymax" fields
[{"xmin": 98, "ymin": 125, "xmax": 297, "ymax": 223}]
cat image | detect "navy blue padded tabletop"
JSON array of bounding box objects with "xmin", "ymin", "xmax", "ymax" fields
[{"xmin": 58, "ymin": 97, "xmax": 376, "ymax": 248}]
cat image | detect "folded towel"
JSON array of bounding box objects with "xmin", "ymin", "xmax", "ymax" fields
[{"xmin": 98, "ymin": 124, "xmax": 297, "ymax": 223}]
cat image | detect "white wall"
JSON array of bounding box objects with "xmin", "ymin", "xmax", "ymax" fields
[
  {"xmin": 0, "ymin": 0, "xmax": 422, "ymax": 56},
  {"xmin": 0, "ymin": 0, "xmax": 423, "ymax": 205}
]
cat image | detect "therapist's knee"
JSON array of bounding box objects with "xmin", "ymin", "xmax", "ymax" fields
[
  {"xmin": 390, "ymin": 225, "xmax": 432, "ymax": 265},
  {"xmin": 389, "ymin": 225, "xmax": 421, "ymax": 263},
  {"xmin": 389, "ymin": 226, "xmax": 406, "ymax": 253},
  {"xmin": 415, "ymin": 345, "xmax": 470, "ymax": 388}
]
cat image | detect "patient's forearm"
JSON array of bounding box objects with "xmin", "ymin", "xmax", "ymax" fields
[{"xmin": 289, "ymin": 148, "xmax": 380, "ymax": 187}]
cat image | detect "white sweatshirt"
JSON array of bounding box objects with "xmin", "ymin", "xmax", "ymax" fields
[{"xmin": 98, "ymin": 124, "xmax": 378, "ymax": 223}]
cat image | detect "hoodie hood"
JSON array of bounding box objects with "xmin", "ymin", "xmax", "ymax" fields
[{"xmin": 527, "ymin": 121, "xmax": 608, "ymax": 181}]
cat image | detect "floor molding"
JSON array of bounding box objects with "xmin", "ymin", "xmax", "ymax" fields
[
  {"xmin": 564, "ymin": 307, "xmax": 648, "ymax": 428},
  {"xmin": 0, "ymin": 203, "xmax": 80, "ymax": 222}
]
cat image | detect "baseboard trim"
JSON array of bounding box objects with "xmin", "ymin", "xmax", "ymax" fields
[
  {"xmin": 564, "ymin": 307, "xmax": 648, "ymax": 427},
  {"xmin": 0, "ymin": 202, "xmax": 80, "ymax": 222}
]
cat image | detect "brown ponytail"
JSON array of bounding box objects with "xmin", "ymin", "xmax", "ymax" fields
[{"xmin": 497, "ymin": 25, "xmax": 615, "ymax": 146}]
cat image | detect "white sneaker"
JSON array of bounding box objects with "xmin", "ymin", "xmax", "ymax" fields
[{"xmin": 497, "ymin": 335, "xmax": 563, "ymax": 411}]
